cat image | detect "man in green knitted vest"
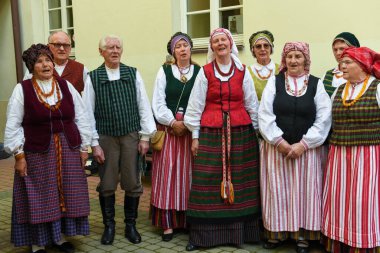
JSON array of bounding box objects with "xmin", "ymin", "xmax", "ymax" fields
[
  {"xmin": 83, "ymin": 35, "xmax": 156, "ymax": 245},
  {"xmin": 322, "ymin": 32, "xmax": 360, "ymax": 97}
]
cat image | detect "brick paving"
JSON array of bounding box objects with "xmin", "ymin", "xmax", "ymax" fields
[{"xmin": 0, "ymin": 157, "xmax": 325, "ymax": 253}]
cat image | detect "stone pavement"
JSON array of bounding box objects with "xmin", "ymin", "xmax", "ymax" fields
[{"xmin": 0, "ymin": 157, "xmax": 325, "ymax": 253}]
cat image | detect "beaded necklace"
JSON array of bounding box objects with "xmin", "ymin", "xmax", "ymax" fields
[
  {"xmin": 32, "ymin": 77, "xmax": 62, "ymax": 111},
  {"xmin": 342, "ymin": 75, "xmax": 369, "ymax": 107},
  {"xmin": 285, "ymin": 72, "xmax": 308, "ymax": 96},
  {"xmin": 177, "ymin": 64, "xmax": 191, "ymax": 83},
  {"xmin": 254, "ymin": 66, "xmax": 272, "ymax": 80},
  {"xmin": 214, "ymin": 60, "xmax": 235, "ymax": 77}
]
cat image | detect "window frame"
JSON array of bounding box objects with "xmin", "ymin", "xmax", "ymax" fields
[
  {"xmin": 43, "ymin": 0, "xmax": 75, "ymax": 56},
  {"xmin": 179, "ymin": 0, "xmax": 244, "ymax": 51}
]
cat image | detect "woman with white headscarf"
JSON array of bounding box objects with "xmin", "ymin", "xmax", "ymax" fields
[
  {"xmin": 259, "ymin": 42, "xmax": 331, "ymax": 253},
  {"xmin": 184, "ymin": 28, "xmax": 261, "ymax": 251}
]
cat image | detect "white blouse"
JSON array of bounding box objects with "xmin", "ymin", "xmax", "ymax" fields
[
  {"xmin": 331, "ymin": 75, "xmax": 380, "ymax": 104},
  {"xmin": 152, "ymin": 65, "xmax": 195, "ymax": 126},
  {"xmin": 82, "ymin": 66, "xmax": 156, "ymax": 146},
  {"xmin": 4, "ymin": 79, "xmax": 92, "ymax": 154},
  {"xmin": 184, "ymin": 61, "xmax": 259, "ymax": 139},
  {"xmin": 248, "ymin": 60, "xmax": 276, "ymax": 80},
  {"xmin": 258, "ymin": 74, "xmax": 332, "ymax": 149}
]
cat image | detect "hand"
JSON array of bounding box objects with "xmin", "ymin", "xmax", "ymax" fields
[
  {"xmin": 191, "ymin": 139, "xmax": 199, "ymax": 157},
  {"xmin": 80, "ymin": 151, "xmax": 89, "ymax": 168},
  {"xmin": 92, "ymin": 145, "xmax": 105, "ymax": 164},
  {"xmin": 172, "ymin": 121, "xmax": 188, "ymax": 136},
  {"xmin": 277, "ymin": 140, "xmax": 292, "ymax": 156},
  {"xmin": 15, "ymin": 158, "xmax": 27, "ymax": 177},
  {"xmin": 286, "ymin": 142, "xmax": 306, "ymax": 159},
  {"xmin": 138, "ymin": 140, "xmax": 150, "ymax": 156}
]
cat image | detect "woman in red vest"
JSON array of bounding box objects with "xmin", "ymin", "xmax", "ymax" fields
[
  {"xmin": 184, "ymin": 28, "xmax": 261, "ymax": 251},
  {"xmin": 322, "ymin": 47, "xmax": 380, "ymax": 253},
  {"xmin": 4, "ymin": 44, "xmax": 92, "ymax": 253}
]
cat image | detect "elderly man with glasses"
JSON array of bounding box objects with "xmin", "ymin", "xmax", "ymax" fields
[{"xmin": 24, "ymin": 31, "xmax": 88, "ymax": 95}]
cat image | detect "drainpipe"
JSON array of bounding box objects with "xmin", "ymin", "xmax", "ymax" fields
[{"xmin": 11, "ymin": 0, "xmax": 23, "ymax": 83}]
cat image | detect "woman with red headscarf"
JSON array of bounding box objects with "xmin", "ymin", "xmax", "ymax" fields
[
  {"xmin": 184, "ymin": 28, "xmax": 261, "ymax": 251},
  {"xmin": 259, "ymin": 42, "xmax": 331, "ymax": 253},
  {"xmin": 322, "ymin": 47, "xmax": 380, "ymax": 253}
]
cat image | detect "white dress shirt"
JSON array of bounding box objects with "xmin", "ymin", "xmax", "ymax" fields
[
  {"xmin": 82, "ymin": 65, "xmax": 156, "ymax": 146},
  {"xmin": 259, "ymin": 74, "xmax": 332, "ymax": 149},
  {"xmin": 4, "ymin": 79, "xmax": 92, "ymax": 154},
  {"xmin": 184, "ymin": 61, "xmax": 259, "ymax": 139}
]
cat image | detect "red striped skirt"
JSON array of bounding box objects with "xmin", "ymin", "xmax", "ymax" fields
[
  {"xmin": 150, "ymin": 124, "xmax": 192, "ymax": 210},
  {"xmin": 322, "ymin": 145, "xmax": 380, "ymax": 249}
]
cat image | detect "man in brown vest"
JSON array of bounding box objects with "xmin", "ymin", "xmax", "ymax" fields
[{"xmin": 24, "ymin": 31, "xmax": 88, "ymax": 95}]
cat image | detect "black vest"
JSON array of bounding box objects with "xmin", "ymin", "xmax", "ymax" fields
[{"xmin": 273, "ymin": 73, "xmax": 318, "ymax": 144}]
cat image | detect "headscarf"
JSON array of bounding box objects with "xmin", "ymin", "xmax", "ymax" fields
[
  {"xmin": 249, "ymin": 30, "xmax": 274, "ymax": 49},
  {"xmin": 341, "ymin": 47, "xmax": 380, "ymax": 79},
  {"xmin": 279, "ymin": 42, "xmax": 311, "ymax": 74},
  {"xmin": 206, "ymin": 28, "xmax": 243, "ymax": 71},
  {"xmin": 333, "ymin": 32, "xmax": 360, "ymax": 47},
  {"xmin": 22, "ymin": 44, "xmax": 54, "ymax": 73},
  {"xmin": 167, "ymin": 32, "xmax": 193, "ymax": 56}
]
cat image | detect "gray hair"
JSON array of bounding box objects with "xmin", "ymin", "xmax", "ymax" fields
[
  {"xmin": 48, "ymin": 31, "xmax": 71, "ymax": 43},
  {"xmin": 99, "ymin": 35, "xmax": 123, "ymax": 50}
]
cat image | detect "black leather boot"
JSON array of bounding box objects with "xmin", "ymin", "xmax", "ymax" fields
[
  {"xmin": 124, "ymin": 195, "xmax": 141, "ymax": 244},
  {"xmin": 99, "ymin": 194, "xmax": 115, "ymax": 245}
]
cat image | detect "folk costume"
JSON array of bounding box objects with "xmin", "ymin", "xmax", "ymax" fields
[
  {"xmin": 5, "ymin": 44, "xmax": 92, "ymax": 248},
  {"xmin": 258, "ymin": 42, "xmax": 331, "ymax": 247},
  {"xmin": 151, "ymin": 33, "xmax": 201, "ymax": 232},
  {"xmin": 322, "ymin": 32, "xmax": 360, "ymax": 97},
  {"xmin": 322, "ymin": 47, "xmax": 380, "ymax": 253},
  {"xmin": 248, "ymin": 30, "xmax": 279, "ymax": 100},
  {"xmin": 184, "ymin": 28, "xmax": 261, "ymax": 248}
]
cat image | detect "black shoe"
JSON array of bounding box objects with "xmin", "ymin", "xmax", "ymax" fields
[
  {"xmin": 186, "ymin": 243, "xmax": 198, "ymax": 251},
  {"xmin": 297, "ymin": 246, "xmax": 309, "ymax": 253},
  {"xmin": 162, "ymin": 232, "xmax": 174, "ymax": 242},
  {"xmin": 263, "ymin": 240, "xmax": 282, "ymax": 249},
  {"xmin": 125, "ymin": 222, "xmax": 142, "ymax": 244},
  {"xmin": 101, "ymin": 224, "xmax": 115, "ymax": 245},
  {"xmin": 53, "ymin": 242, "xmax": 75, "ymax": 253},
  {"xmin": 124, "ymin": 195, "xmax": 141, "ymax": 244}
]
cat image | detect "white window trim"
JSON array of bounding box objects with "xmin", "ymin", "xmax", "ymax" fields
[
  {"xmin": 42, "ymin": 0, "xmax": 75, "ymax": 56},
  {"xmin": 179, "ymin": 0, "xmax": 244, "ymax": 51}
]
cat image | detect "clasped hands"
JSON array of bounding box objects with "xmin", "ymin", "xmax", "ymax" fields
[
  {"xmin": 277, "ymin": 140, "xmax": 306, "ymax": 159},
  {"xmin": 170, "ymin": 121, "xmax": 188, "ymax": 136}
]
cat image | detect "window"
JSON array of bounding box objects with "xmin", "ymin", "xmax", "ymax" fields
[
  {"xmin": 46, "ymin": 0, "xmax": 75, "ymax": 53},
  {"xmin": 180, "ymin": 0, "xmax": 243, "ymax": 50}
]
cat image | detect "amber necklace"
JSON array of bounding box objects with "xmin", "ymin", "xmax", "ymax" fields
[
  {"xmin": 32, "ymin": 77, "xmax": 62, "ymax": 111},
  {"xmin": 285, "ymin": 72, "xmax": 308, "ymax": 96},
  {"xmin": 254, "ymin": 66, "xmax": 272, "ymax": 80},
  {"xmin": 342, "ymin": 75, "xmax": 369, "ymax": 107},
  {"xmin": 214, "ymin": 60, "xmax": 235, "ymax": 77}
]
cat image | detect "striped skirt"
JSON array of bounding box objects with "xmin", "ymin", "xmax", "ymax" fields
[
  {"xmin": 260, "ymin": 141, "xmax": 325, "ymax": 233},
  {"xmin": 150, "ymin": 206, "xmax": 186, "ymax": 230},
  {"xmin": 322, "ymin": 145, "xmax": 380, "ymax": 250},
  {"xmin": 11, "ymin": 133, "xmax": 90, "ymax": 246},
  {"xmin": 187, "ymin": 126, "xmax": 260, "ymax": 246},
  {"xmin": 150, "ymin": 124, "xmax": 192, "ymax": 211}
]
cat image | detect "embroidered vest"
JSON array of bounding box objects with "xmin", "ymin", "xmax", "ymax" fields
[
  {"xmin": 163, "ymin": 64, "xmax": 200, "ymax": 115},
  {"xmin": 200, "ymin": 62, "xmax": 252, "ymax": 128},
  {"xmin": 330, "ymin": 79, "xmax": 380, "ymax": 146},
  {"xmin": 273, "ymin": 73, "xmax": 318, "ymax": 144},
  {"xmin": 21, "ymin": 78, "xmax": 81, "ymax": 152},
  {"xmin": 248, "ymin": 63, "xmax": 279, "ymax": 100},
  {"xmin": 323, "ymin": 68, "xmax": 336, "ymax": 97},
  {"xmin": 89, "ymin": 63, "xmax": 141, "ymax": 136},
  {"xmin": 54, "ymin": 59, "xmax": 85, "ymax": 94}
]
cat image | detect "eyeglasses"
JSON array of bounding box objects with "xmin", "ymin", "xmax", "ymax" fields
[
  {"xmin": 254, "ymin": 43, "xmax": 270, "ymax": 49},
  {"xmin": 49, "ymin": 43, "xmax": 71, "ymax": 49}
]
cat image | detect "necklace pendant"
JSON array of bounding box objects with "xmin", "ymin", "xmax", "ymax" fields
[{"xmin": 180, "ymin": 75, "xmax": 187, "ymax": 83}]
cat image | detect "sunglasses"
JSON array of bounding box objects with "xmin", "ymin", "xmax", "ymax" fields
[
  {"xmin": 49, "ymin": 43, "xmax": 71, "ymax": 49},
  {"xmin": 254, "ymin": 43, "xmax": 270, "ymax": 49}
]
